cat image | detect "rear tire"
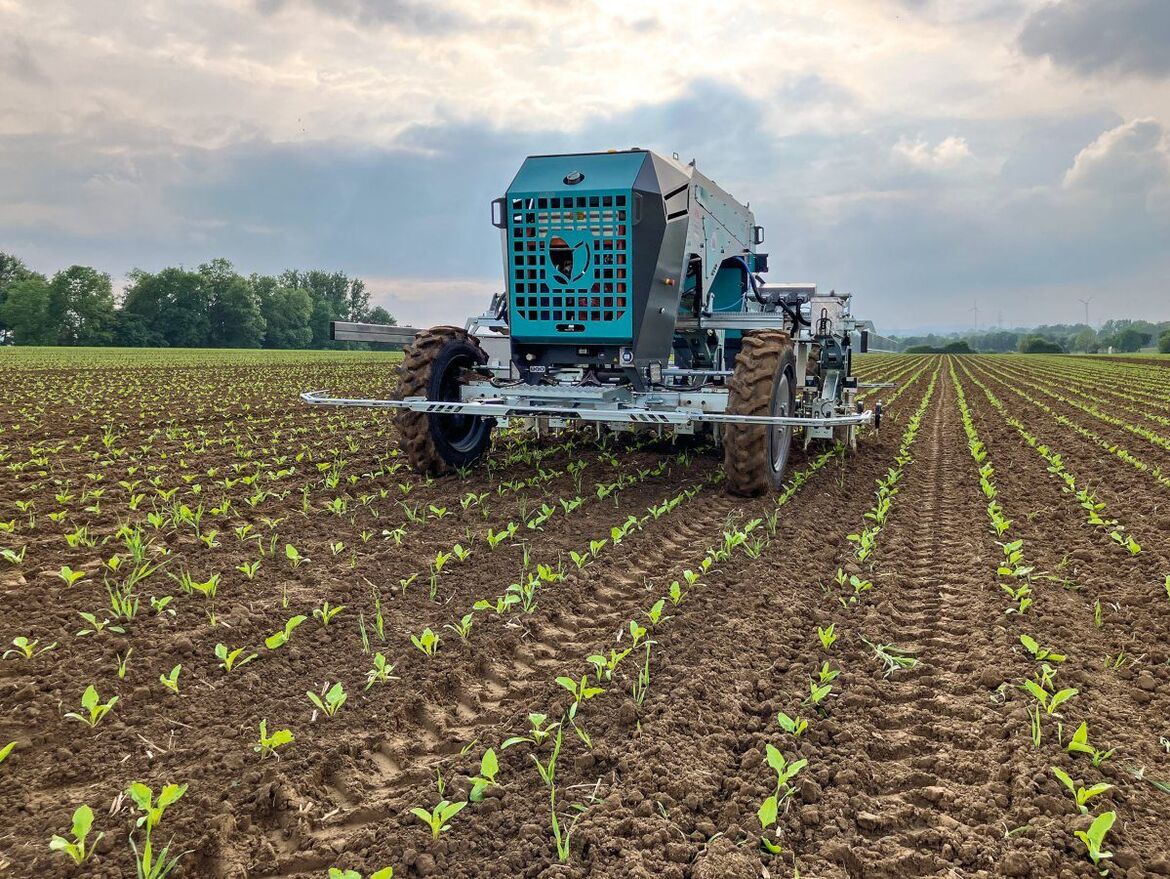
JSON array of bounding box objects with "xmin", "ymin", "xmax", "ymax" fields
[
  {"xmin": 396, "ymin": 326, "xmax": 494, "ymax": 475},
  {"xmin": 723, "ymin": 330, "xmax": 796, "ymax": 497}
]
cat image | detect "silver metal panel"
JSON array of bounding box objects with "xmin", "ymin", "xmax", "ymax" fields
[
  {"xmin": 330, "ymin": 321, "xmax": 421, "ymax": 344},
  {"xmin": 300, "ymin": 390, "xmax": 872, "ymax": 428}
]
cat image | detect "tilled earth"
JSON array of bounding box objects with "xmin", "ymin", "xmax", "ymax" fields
[{"xmin": 1, "ymin": 350, "xmax": 1168, "ymax": 879}]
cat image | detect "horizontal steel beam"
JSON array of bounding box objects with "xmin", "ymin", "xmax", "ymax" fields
[
  {"xmin": 300, "ymin": 390, "xmax": 874, "ymax": 428},
  {"xmin": 330, "ymin": 321, "xmax": 421, "ymax": 344}
]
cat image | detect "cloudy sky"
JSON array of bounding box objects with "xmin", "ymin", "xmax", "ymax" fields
[{"xmin": 1, "ymin": 0, "xmax": 1168, "ymax": 334}]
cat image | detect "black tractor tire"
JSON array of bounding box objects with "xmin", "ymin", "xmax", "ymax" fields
[
  {"xmin": 723, "ymin": 330, "xmax": 797, "ymax": 497},
  {"xmin": 396, "ymin": 326, "xmax": 494, "ymax": 475}
]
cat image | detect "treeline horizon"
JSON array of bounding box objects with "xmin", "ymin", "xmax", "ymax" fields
[
  {"xmin": 0, "ymin": 252, "xmax": 396, "ymax": 350},
  {"xmin": 894, "ymin": 320, "xmax": 1170, "ymax": 354}
]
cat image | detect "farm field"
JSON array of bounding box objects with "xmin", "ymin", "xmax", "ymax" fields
[{"xmin": 2, "ymin": 348, "xmax": 1170, "ymax": 879}]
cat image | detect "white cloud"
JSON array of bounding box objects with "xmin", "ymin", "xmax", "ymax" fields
[
  {"xmin": 892, "ymin": 135, "xmax": 975, "ymax": 169},
  {"xmin": 1063, "ymin": 117, "xmax": 1170, "ymax": 199}
]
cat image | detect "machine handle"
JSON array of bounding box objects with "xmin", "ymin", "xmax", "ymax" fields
[{"xmin": 490, "ymin": 197, "xmax": 506, "ymax": 229}]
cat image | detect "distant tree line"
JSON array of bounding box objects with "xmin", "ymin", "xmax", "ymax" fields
[
  {"xmin": 0, "ymin": 252, "xmax": 396, "ymax": 348},
  {"xmin": 897, "ymin": 321, "xmax": 1170, "ymax": 355}
]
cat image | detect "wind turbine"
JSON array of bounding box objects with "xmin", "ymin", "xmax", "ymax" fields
[{"xmin": 1078, "ymin": 297, "xmax": 1092, "ymax": 327}]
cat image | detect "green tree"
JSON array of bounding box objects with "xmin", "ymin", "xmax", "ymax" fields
[
  {"xmin": 253, "ymin": 275, "xmax": 314, "ymax": 349},
  {"xmin": 47, "ymin": 266, "xmax": 116, "ymax": 345},
  {"xmin": 202, "ymin": 259, "xmax": 265, "ymax": 347},
  {"xmin": 122, "ymin": 267, "xmax": 210, "ymax": 347},
  {"xmin": 1106, "ymin": 327, "xmax": 1150, "ymax": 353},
  {"xmin": 1, "ymin": 253, "xmax": 45, "ymax": 339},
  {"xmin": 1157, "ymin": 329, "xmax": 1170, "ymax": 354},
  {"xmin": 1070, "ymin": 327, "xmax": 1098, "ymax": 353},
  {"xmin": 1019, "ymin": 335, "xmax": 1063, "ymax": 354},
  {"xmin": 1, "ymin": 277, "xmax": 56, "ymax": 344}
]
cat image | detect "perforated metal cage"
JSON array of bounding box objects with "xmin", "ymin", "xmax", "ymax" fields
[{"xmin": 508, "ymin": 191, "xmax": 633, "ymax": 343}]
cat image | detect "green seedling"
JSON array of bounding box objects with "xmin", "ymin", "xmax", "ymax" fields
[
  {"xmin": 586, "ymin": 647, "xmax": 631, "ymax": 683},
  {"xmin": 328, "ymin": 869, "xmax": 394, "ymax": 879},
  {"xmin": 127, "ymin": 781, "xmax": 188, "ymax": 879},
  {"xmin": 4, "ymin": 636, "xmax": 57, "ymax": 659},
  {"xmin": 159, "ymin": 664, "xmax": 181, "ymax": 694},
  {"xmin": 444, "ymin": 613, "xmax": 474, "ymax": 641},
  {"xmin": 1020, "ymin": 634, "xmax": 1065, "ymax": 663},
  {"xmin": 411, "ymin": 627, "xmax": 440, "ymax": 656},
  {"xmin": 50, "ymin": 804, "xmax": 101, "ymax": 864},
  {"xmin": 1023, "ymin": 678, "xmax": 1079, "ymax": 715},
  {"xmin": 469, "ymin": 747, "xmax": 499, "ymax": 802},
  {"xmin": 817, "ymin": 661, "xmax": 840, "ymax": 684},
  {"xmin": 502, "ymin": 713, "xmax": 560, "ymax": 749},
  {"xmin": 265, "ymin": 614, "xmax": 307, "ymax": 649},
  {"xmin": 307, "ymin": 682, "xmax": 347, "ymax": 717},
  {"xmin": 1067, "ymin": 722, "xmax": 1115, "ymax": 767},
  {"xmin": 668, "ymin": 580, "xmax": 685, "ymax": 605},
  {"xmin": 0, "ymin": 741, "xmax": 16, "ymax": 765},
  {"xmin": 254, "ymin": 719, "xmax": 294, "ymax": 759},
  {"xmin": 557, "ymin": 674, "xmax": 604, "ymax": 712},
  {"xmin": 65, "ymin": 685, "xmax": 118, "ymax": 727},
  {"xmin": 365, "ymin": 653, "xmax": 398, "ymax": 690},
  {"xmin": 215, "ymin": 643, "xmax": 257, "ymax": 673},
  {"xmin": 531, "ymin": 727, "xmax": 563, "ymax": 788},
  {"xmin": 777, "ymin": 711, "xmax": 808, "ymax": 737},
  {"xmin": 1052, "ymin": 766, "xmax": 1113, "ymax": 814},
  {"xmin": 313, "ymin": 601, "xmax": 345, "ymax": 626},
  {"xmin": 410, "ymin": 798, "xmax": 467, "ymax": 840},
  {"xmin": 805, "ymin": 679, "xmax": 832, "ymax": 713},
  {"xmin": 116, "ymin": 648, "xmax": 133, "ymax": 679},
  {"xmin": 817, "ymin": 624, "xmax": 837, "ymax": 651},
  {"xmin": 1074, "ymin": 811, "xmax": 1116, "ymax": 870},
  {"xmin": 237, "ymin": 559, "xmax": 260, "ymax": 580},
  {"xmin": 57, "ymin": 565, "xmax": 87, "ymax": 587},
  {"xmin": 284, "ymin": 543, "xmax": 307, "ymax": 568}
]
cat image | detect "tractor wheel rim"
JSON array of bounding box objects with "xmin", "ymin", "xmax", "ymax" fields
[{"xmin": 770, "ymin": 373, "xmax": 792, "ymax": 473}]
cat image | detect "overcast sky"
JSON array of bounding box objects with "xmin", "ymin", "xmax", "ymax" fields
[{"xmin": 2, "ymin": 0, "xmax": 1168, "ymax": 334}]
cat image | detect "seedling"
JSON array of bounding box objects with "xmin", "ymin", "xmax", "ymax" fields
[
  {"xmin": 586, "ymin": 647, "xmax": 631, "ymax": 683},
  {"xmin": 127, "ymin": 781, "xmax": 188, "ymax": 879},
  {"xmin": 57, "ymin": 565, "xmax": 87, "ymax": 587},
  {"xmin": 502, "ymin": 713, "xmax": 560, "ymax": 749},
  {"xmin": 237, "ymin": 559, "xmax": 260, "ymax": 580},
  {"xmin": 50, "ymin": 804, "xmax": 101, "ymax": 864},
  {"xmin": 116, "ymin": 648, "xmax": 133, "ymax": 679},
  {"xmin": 365, "ymin": 653, "xmax": 398, "ymax": 690},
  {"xmin": 410, "ymin": 798, "xmax": 467, "ymax": 840},
  {"xmin": 215, "ymin": 644, "xmax": 257, "ymax": 673},
  {"xmin": 4, "ymin": 636, "xmax": 57, "ymax": 659},
  {"xmin": 1074, "ymin": 811, "xmax": 1116, "ymax": 870},
  {"xmin": 1067, "ymin": 722, "xmax": 1115, "ymax": 767},
  {"xmin": 1020, "ymin": 634, "xmax": 1065, "ymax": 663},
  {"xmin": 0, "ymin": 741, "xmax": 16, "ymax": 765},
  {"xmin": 254, "ymin": 720, "xmax": 294, "ymax": 759},
  {"xmin": 1023, "ymin": 678, "xmax": 1078, "ymax": 716},
  {"xmin": 65, "ymin": 685, "xmax": 118, "ymax": 727},
  {"xmin": 805, "ymin": 679, "xmax": 832, "ymax": 713},
  {"xmin": 328, "ymin": 869, "xmax": 394, "ymax": 879},
  {"xmin": 1052, "ymin": 767, "xmax": 1113, "ymax": 814},
  {"xmin": 265, "ymin": 614, "xmax": 307, "ymax": 650},
  {"xmin": 777, "ymin": 711, "xmax": 808, "ymax": 737},
  {"xmin": 307, "ymin": 682, "xmax": 347, "ymax": 717},
  {"xmin": 284, "ymin": 543, "xmax": 307, "ymax": 568},
  {"xmin": 159, "ymin": 664, "xmax": 181, "ymax": 694},
  {"xmin": 469, "ymin": 747, "xmax": 499, "ymax": 801},
  {"xmin": 313, "ymin": 601, "xmax": 345, "ymax": 626},
  {"xmin": 411, "ymin": 627, "xmax": 440, "ymax": 656},
  {"xmin": 444, "ymin": 613, "xmax": 474, "ymax": 641},
  {"xmin": 817, "ymin": 624, "xmax": 837, "ymax": 651}
]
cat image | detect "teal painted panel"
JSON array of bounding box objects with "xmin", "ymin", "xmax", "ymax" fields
[
  {"xmin": 506, "ymin": 185, "xmax": 634, "ymax": 344},
  {"xmin": 508, "ymin": 151, "xmax": 646, "ymax": 196}
]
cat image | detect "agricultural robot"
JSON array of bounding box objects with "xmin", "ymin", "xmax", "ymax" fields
[{"xmin": 303, "ymin": 149, "xmax": 882, "ymax": 496}]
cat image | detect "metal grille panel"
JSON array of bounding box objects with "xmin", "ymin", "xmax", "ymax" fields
[{"xmin": 508, "ymin": 190, "xmax": 632, "ymax": 342}]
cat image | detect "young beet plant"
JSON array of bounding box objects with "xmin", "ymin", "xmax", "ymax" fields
[
  {"xmin": 127, "ymin": 781, "xmax": 188, "ymax": 879},
  {"xmin": 307, "ymin": 682, "xmax": 347, "ymax": 717},
  {"xmin": 1052, "ymin": 767, "xmax": 1112, "ymax": 815},
  {"xmin": 329, "ymin": 869, "xmax": 394, "ymax": 879},
  {"xmin": 50, "ymin": 804, "xmax": 102, "ymax": 865},
  {"xmin": 410, "ymin": 798, "xmax": 467, "ymax": 840},
  {"xmin": 1075, "ymin": 811, "xmax": 1117, "ymax": 871},
  {"xmin": 757, "ymin": 744, "xmax": 808, "ymax": 854},
  {"xmin": 254, "ymin": 720, "xmax": 294, "ymax": 760},
  {"xmin": 215, "ymin": 643, "xmax": 257, "ymax": 673},
  {"xmin": 65, "ymin": 685, "xmax": 118, "ymax": 727}
]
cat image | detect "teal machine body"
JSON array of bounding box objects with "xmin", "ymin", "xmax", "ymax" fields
[{"xmin": 494, "ymin": 148, "xmax": 767, "ymax": 382}]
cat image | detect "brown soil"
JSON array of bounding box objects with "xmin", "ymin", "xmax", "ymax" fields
[{"xmin": 1, "ymin": 353, "xmax": 1168, "ymax": 879}]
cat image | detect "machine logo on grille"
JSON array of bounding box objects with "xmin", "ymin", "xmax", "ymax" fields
[{"xmin": 546, "ymin": 231, "xmax": 592, "ymax": 285}]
